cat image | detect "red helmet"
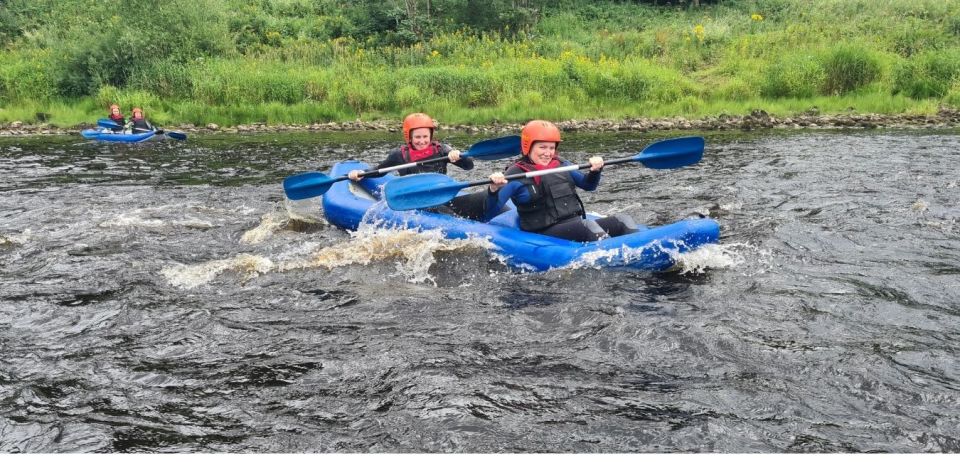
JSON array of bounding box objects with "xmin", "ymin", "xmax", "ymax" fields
[
  {"xmin": 402, "ymin": 113, "xmax": 436, "ymax": 144},
  {"xmin": 520, "ymin": 120, "xmax": 562, "ymax": 155},
  {"xmin": 132, "ymin": 107, "xmax": 144, "ymax": 120}
]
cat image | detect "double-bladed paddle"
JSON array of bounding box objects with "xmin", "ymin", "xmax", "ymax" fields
[
  {"xmin": 384, "ymin": 136, "xmax": 705, "ymax": 211},
  {"xmin": 283, "ymin": 135, "xmax": 522, "ymax": 200},
  {"xmin": 97, "ymin": 118, "xmax": 188, "ymax": 140}
]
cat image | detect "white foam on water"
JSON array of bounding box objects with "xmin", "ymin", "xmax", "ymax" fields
[
  {"xmin": 161, "ymin": 254, "xmax": 275, "ymax": 289},
  {"xmin": 240, "ymin": 210, "xmax": 289, "ymax": 244},
  {"xmin": 166, "ymin": 217, "xmax": 498, "ymax": 288},
  {"xmin": 0, "ymin": 229, "xmax": 32, "ymax": 247},
  {"xmin": 98, "ymin": 204, "xmax": 216, "ymax": 230},
  {"xmin": 284, "ymin": 197, "xmax": 325, "ymax": 224},
  {"xmin": 280, "ymin": 223, "xmax": 497, "ymax": 285},
  {"xmin": 669, "ymin": 242, "xmax": 750, "ymax": 274},
  {"xmin": 98, "ymin": 213, "xmax": 167, "ymax": 229},
  {"xmin": 911, "ymin": 199, "xmax": 929, "ymax": 214}
]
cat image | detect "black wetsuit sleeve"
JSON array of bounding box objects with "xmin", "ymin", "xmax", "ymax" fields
[
  {"xmin": 364, "ymin": 150, "xmax": 405, "ymax": 178},
  {"xmin": 441, "ymin": 144, "xmax": 474, "ymax": 171}
]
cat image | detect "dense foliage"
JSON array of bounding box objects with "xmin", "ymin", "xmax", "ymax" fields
[{"xmin": 1, "ymin": 0, "xmax": 958, "ymax": 126}]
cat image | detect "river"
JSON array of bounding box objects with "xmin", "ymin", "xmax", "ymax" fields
[{"xmin": 0, "ymin": 129, "xmax": 958, "ymax": 452}]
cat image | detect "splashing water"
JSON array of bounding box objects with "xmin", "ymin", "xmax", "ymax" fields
[{"xmin": 161, "ymin": 254, "xmax": 275, "ymax": 289}]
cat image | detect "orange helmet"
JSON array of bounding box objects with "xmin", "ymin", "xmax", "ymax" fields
[
  {"xmin": 132, "ymin": 107, "xmax": 144, "ymax": 120},
  {"xmin": 109, "ymin": 104, "xmax": 121, "ymax": 114},
  {"xmin": 402, "ymin": 113, "xmax": 436, "ymax": 144},
  {"xmin": 520, "ymin": 120, "xmax": 562, "ymax": 155}
]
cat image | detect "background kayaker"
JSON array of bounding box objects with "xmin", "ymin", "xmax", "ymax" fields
[
  {"xmin": 484, "ymin": 120, "xmax": 639, "ymax": 242},
  {"xmin": 107, "ymin": 104, "xmax": 125, "ymax": 132},
  {"xmin": 347, "ymin": 112, "xmax": 486, "ymax": 219},
  {"xmin": 125, "ymin": 107, "xmax": 155, "ymax": 133}
]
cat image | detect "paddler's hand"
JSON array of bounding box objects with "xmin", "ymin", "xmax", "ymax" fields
[
  {"xmin": 347, "ymin": 169, "xmax": 363, "ymax": 181},
  {"xmin": 589, "ymin": 156, "xmax": 604, "ymax": 171},
  {"xmin": 488, "ymin": 172, "xmax": 507, "ymax": 193},
  {"xmin": 448, "ymin": 149, "xmax": 462, "ymax": 163}
]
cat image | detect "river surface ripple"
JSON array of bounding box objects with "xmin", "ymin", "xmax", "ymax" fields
[{"xmin": 0, "ymin": 130, "xmax": 958, "ymax": 453}]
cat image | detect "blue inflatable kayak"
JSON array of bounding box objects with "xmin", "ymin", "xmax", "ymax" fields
[
  {"xmin": 321, "ymin": 161, "xmax": 720, "ymax": 272},
  {"xmin": 81, "ymin": 128, "xmax": 156, "ymax": 143}
]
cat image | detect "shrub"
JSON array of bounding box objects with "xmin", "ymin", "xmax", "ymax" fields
[
  {"xmin": 0, "ymin": 51, "xmax": 55, "ymax": 102},
  {"xmin": 892, "ymin": 48, "xmax": 960, "ymax": 98},
  {"xmin": 821, "ymin": 44, "xmax": 882, "ymax": 95},
  {"xmin": 761, "ymin": 53, "xmax": 825, "ymax": 98}
]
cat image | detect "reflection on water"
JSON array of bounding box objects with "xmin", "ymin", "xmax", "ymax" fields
[{"xmin": 1, "ymin": 129, "xmax": 959, "ymax": 452}]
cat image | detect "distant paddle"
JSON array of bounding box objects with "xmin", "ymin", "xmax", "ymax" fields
[
  {"xmin": 384, "ymin": 136, "xmax": 706, "ymax": 211},
  {"xmin": 97, "ymin": 118, "xmax": 122, "ymax": 130},
  {"xmin": 283, "ymin": 135, "xmax": 522, "ymax": 200}
]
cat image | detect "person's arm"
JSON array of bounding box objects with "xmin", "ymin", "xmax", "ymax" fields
[
  {"xmin": 569, "ymin": 157, "xmax": 603, "ymax": 191},
  {"xmin": 349, "ymin": 150, "xmax": 404, "ymax": 180},
  {"xmin": 441, "ymin": 144, "xmax": 473, "ymax": 171},
  {"xmin": 481, "ymin": 178, "xmax": 527, "ymax": 222}
]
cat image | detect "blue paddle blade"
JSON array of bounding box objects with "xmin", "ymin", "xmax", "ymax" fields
[
  {"xmin": 384, "ymin": 173, "xmax": 466, "ymax": 211},
  {"xmin": 283, "ymin": 172, "xmax": 338, "ymax": 200},
  {"xmin": 464, "ymin": 135, "xmax": 521, "ymax": 161},
  {"xmin": 165, "ymin": 131, "xmax": 187, "ymax": 140},
  {"xmin": 635, "ymin": 136, "xmax": 705, "ymax": 169},
  {"xmin": 81, "ymin": 129, "xmax": 102, "ymax": 139},
  {"xmin": 97, "ymin": 118, "xmax": 121, "ymax": 129}
]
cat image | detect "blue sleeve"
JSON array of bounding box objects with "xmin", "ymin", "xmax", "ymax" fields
[
  {"xmin": 570, "ymin": 168, "xmax": 601, "ymax": 191},
  {"xmin": 482, "ymin": 181, "xmax": 528, "ymax": 222}
]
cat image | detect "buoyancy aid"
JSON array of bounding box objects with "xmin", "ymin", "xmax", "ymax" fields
[
  {"xmin": 398, "ymin": 141, "xmax": 448, "ymax": 175},
  {"xmin": 506, "ymin": 159, "xmax": 586, "ymax": 232}
]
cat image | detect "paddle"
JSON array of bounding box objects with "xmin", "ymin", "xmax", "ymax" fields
[
  {"xmin": 98, "ymin": 118, "xmax": 122, "ymax": 130},
  {"xmin": 384, "ymin": 136, "xmax": 705, "ymax": 211},
  {"xmin": 283, "ymin": 135, "xmax": 522, "ymax": 200},
  {"xmin": 134, "ymin": 127, "xmax": 188, "ymax": 140}
]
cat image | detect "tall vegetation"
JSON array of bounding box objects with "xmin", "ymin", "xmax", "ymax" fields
[{"xmin": 1, "ymin": 0, "xmax": 958, "ymax": 127}]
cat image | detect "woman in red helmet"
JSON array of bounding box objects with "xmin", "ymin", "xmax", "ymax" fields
[
  {"xmin": 348, "ymin": 113, "xmax": 485, "ymax": 219},
  {"xmin": 107, "ymin": 104, "xmax": 125, "ymax": 132},
  {"xmin": 125, "ymin": 107, "xmax": 154, "ymax": 133},
  {"xmin": 483, "ymin": 120, "xmax": 638, "ymax": 242}
]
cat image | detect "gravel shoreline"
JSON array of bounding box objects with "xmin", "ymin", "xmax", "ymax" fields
[{"xmin": 3, "ymin": 108, "xmax": 959, "ymax": 137}]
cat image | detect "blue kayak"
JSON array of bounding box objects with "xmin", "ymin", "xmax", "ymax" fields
[
  {"xmin": 321, "ymin": 161, "xmax": 720, "ymax": 272},
  {"xmin": 81, "ymin": 128, "xmax": 156, "ymax": 143}
]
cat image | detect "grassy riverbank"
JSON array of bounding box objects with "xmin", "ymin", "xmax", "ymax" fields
[{"xmin": 2, "ymin": 0, "xmax": 959, "ymax": 128}]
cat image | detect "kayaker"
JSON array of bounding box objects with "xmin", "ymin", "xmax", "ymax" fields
[
  {"xmin": 107, "ymin": 104, "xmax": 125, "ymax": 132},
  {"xmin": 347, "ymin": 112, "xmax": 486, "ymax": 219},
  {"xmin": 484, "ymin": 120, "xmax": 639, "ymax": 242},
  {"xmin": 125, "ymin": 107, "xmax": 154, "ymax": 133}
]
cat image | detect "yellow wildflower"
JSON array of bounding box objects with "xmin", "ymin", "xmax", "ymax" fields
[
  {"xmin": 694, "ymin": 24, "xmax": 705, "ymax": 43},
  {"xmin": 751, "ymin": 13, "xmax": 763, "ymax": 22}
]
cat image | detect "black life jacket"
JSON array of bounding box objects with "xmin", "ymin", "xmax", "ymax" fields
[
  {"xmin": 397, "ymin": 141, "xmax": 448, "ymax": 175},
  {"xmin": 506, "ymin": 159, "xmax": 585, "ymax": 232},
  {"xmin": 131, "ymin": 118, "xmax": 152, "ymax": 131}
]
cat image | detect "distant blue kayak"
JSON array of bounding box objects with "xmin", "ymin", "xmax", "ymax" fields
[
  {"xmin": 81, "ymin": 128, "xmax": 156, "ymax": 143},
  {"xmin": 321, "ymin": 161, "xmax": 721, "ymax": 272}
]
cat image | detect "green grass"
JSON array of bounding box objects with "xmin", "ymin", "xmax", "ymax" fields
[{"xmin": 1, "ymin": 0, "xmax": 959, "ymax": 127}]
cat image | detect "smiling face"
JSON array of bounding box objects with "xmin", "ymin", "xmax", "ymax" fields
[
  {"xmin": 409, "ymin": 127, "xmax": 432, "ymax": 150},
  {"xmin": 528, "ymin": 141, "xmax": 557, "ymax": 166}
]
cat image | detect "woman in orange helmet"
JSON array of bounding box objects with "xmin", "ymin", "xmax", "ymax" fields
[
  {"xmin": 107, "ymin": 104, "xmax": 125, "ymax": 132},
  {"xmin": 484, "ymin": 120, "xmax": 638, "ymax": 241},
  {"xmin": 348, "ymin": 113, "xmax": 485, "ymax": 219},
  {"xmin": 125, "ymin": 107, "xmax": 155, "ymax": 133}
]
